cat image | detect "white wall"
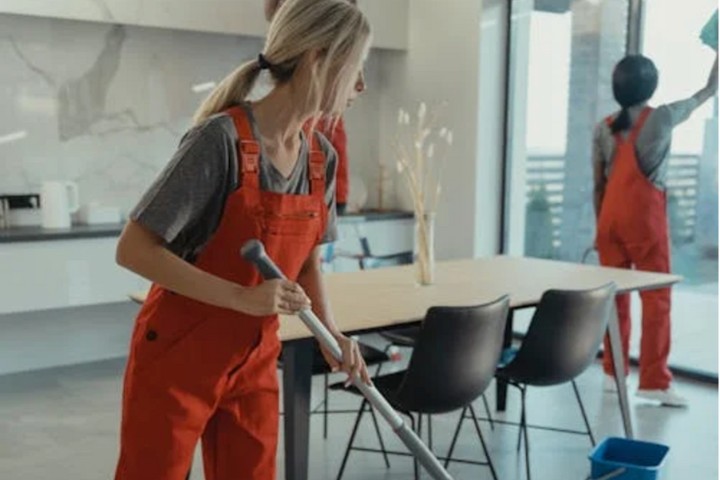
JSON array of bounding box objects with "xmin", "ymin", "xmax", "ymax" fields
[
  {"xmin": 505, "ymin": 0, "xmax": 532, "ymax": 255},
  {"xmin": 342, "ymin": 51, "xmax": 384, "ymax": 209},
  {"xmin": 0, "ymin": 0, "xmax": 409, "ymax": 50},
  {"xmin": 377, "ymin": 0, "xmax": 507, "ymax": 260}
]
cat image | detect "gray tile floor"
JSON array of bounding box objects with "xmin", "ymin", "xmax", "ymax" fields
[{"xmin": 0, "ymin": 336, "xmax": 716, "ymax": 480}]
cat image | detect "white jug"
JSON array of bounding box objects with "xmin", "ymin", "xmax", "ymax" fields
[{"xmin": 41, "ymin": 181, "xmax": 79, "ymax": 229}]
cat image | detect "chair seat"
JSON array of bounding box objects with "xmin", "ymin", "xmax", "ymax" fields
[
  {"xmin": 278, "ymin": 342, "xmax": 390, "ymax": 376},
  {"xmin": 311, "ymin": 342, "xmax": 390, "ymax": 374},
  {"xmin": 498, "ymin": 346, "xmax": 519, "ymax": 368},
  {"xmin": 330, "ymin": 370, "xmax": 408, "ymax": 412},
  {"xmin": 379, "ymin": 326, "xmax": 420, "ymax": 348}
]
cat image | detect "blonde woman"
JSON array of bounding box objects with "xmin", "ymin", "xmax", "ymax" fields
[{"xmin": 113, "ymin": 1, "xmax": 372, "ymax": 478}]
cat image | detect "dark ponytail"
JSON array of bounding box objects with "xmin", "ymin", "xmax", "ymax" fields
[{"xmin": 611, "ymin": 108, "xmax": 632, "ymax": 134}]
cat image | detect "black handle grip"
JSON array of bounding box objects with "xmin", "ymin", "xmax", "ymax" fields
[{"xmin": 240, "ymin": 239, "xmax": 286, "ymax": 281}]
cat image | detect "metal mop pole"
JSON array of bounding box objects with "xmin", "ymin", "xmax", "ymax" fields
[{"xmin": 241, "ymin": 240, "xmax": 453, "ymax": 480}]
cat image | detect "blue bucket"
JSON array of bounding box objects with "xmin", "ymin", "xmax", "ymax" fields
[{"xmin": 588, "ymin": 437, "xmax": 669, "ymax": 480}]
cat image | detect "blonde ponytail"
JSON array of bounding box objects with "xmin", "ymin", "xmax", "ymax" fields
[
  {"xmin": 193, "ymin": 0, "xmax": 370, "ymax": 125},
  {"xmin": 192, "ymin": 59, "xmax": 262, "ymax": 125}
]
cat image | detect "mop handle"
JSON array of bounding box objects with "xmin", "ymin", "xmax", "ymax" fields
[
  {"xmin": 241, "ymin": 240, "xmax": 453, "ymax": 480},
  {"xmin": 587, "ymin": 468, "xmax": 626, "ymax": 480}
]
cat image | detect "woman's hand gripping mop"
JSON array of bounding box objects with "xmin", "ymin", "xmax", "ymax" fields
[{"xmin": 241, "ymin": 240, "xmax": 453, "ymax": 480}]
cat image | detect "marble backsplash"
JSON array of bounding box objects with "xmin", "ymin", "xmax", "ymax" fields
[{"xmin": 0, "ymin": 13, "xmax": 384, "ymax": 216}]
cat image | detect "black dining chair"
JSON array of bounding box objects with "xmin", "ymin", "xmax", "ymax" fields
[
  {"xmin": 333, "ymin": 296, "xmax": 510, "ymax": 480},
  {"xmin": 493, "ymin": 283, "xmax": 616, "ymax": 480},
  {"xmin": 378, "ymin": 324, "xmax": 497, "ymax": 433}
]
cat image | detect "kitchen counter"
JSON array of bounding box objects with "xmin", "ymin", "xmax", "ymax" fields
[
  {"xmin": 0, "ymin": 211, "xmax": 413, "ymax": 243},
  {"xmin": 337, "ymin": 209, "xmax": 413, "ymax": 223},
  {"xmin": 0, "ymin": 223, "xmax": 124, "ymax": 243}
]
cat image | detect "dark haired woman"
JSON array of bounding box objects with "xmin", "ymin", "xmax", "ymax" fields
[{"xmin": 593, "ymin": 54, "xmax": 717, "ymax": 407}]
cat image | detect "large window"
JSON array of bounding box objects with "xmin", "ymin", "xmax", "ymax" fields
[
  {"xmin": 503, "ymin": 0, "xmax": 718, "ymax": 375},
  {"xmin": 641, "ymin": 0, "xmax": 718, "ymax": 374},
  {"xmin": 504, "ymin": 0, "xmax": 629, "ymax": 261}
]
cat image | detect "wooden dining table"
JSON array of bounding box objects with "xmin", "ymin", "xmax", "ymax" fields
[{"xmin": 131, "ymin": 255, "xmax": 681, "ymax": 480}]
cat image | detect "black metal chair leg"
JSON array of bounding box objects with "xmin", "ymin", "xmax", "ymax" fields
[
  {"xmin": 428, "ymin": 414, "xmax": 433, "ymax": 451},
  {"xmin": 572, "ymin": 380, "xmax": 596, "ymax": 446},
  {"xmin": 517, "ymin": 387, "xmax": 525, "ymax": 453},
  {"xmin": 416, "ymin": 414, "xmax": 423, "ymax": 480},
  {"xmin": 445, "ymin": 407, "xmax": 467, "ymax": 469},
  {"xmin": 336, "ymin": 399, "xmax": 368, "ymax": 480},
  {"xmin": 469, "ymin": 404, "xmax": 498, "ymax": 480},
  {"xmin": 323, "ymin": 373, "xmax": 329, "ymax": 439},
  {"xmin": 521, "ymin": 388, "xmax": 531, "ymax": 480},
  {"xmin": 481, "ymin": 393, "xmax": 495, "ymax": 430},
  {"xmin": 368, "ymin": 404, "xmax": 391, "ymax": 468},
  {"xmin": 410, "ymin": 414, "xmax": 419, "ymax": 480},
  {"xmin": 374, "ymin": 346, "xmax": 388, "ymax": 377}
]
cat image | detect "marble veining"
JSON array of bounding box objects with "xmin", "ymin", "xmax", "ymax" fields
[
  {"xmin": 0, "ymin": 13, "xmax": 385, "ymax": 216},
  {"xmin": 0, "ymin": 14, "xmax": 264, "ymax": 214}
]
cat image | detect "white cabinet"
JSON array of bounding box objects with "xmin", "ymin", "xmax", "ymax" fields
[
  {"xmin": 0, "ymin": 216, "xmax": 412, "ymax": 314},
  {"xmin": 324, "ymin": 218, "xmax": 414, "ymax": 272},
  {"xmin": 0, "ymin": 217, "xmax": 412, "ymax": 373},
  {"xmin": 0, "ymin": 238, "xmax": 148, "ymax": 315}
]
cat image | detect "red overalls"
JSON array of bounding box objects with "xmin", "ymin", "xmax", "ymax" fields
[
  {"xmin": 323, "ymin": 117, "xmax": 349, "ymax": 208},
  {"xmin": 307, "ymin": 117, "xmax": 348, "ymax": 207},
  {"xmin": 596, "ymin": 106, "xmax": 673, "ymax": 390},
  {"xmin": 115, "ymin": 105, "xmax": 327, "ymax": 480}
]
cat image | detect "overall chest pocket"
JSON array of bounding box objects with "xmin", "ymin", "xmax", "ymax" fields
[{"xmin": 261, "ymin": 210, "xmax": 321, "ymax": 236}]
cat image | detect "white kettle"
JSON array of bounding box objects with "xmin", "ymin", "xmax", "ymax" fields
[{"xmin": 41, "ymin": 181, "xmax": 80, "ymax": 229}]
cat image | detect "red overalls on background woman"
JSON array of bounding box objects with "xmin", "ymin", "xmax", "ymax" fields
[
  {"xmin": 596, "ymin": 107, "xmax": 672, "ymax": 391},
  {"xmin": 594, "ymin": 53, "xmax": 717, "ymax": 407}
]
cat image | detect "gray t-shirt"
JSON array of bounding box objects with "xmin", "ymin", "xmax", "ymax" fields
[
  {"xmin": 593, "ymin": 97, "xmax": 699, "ymax": 189},
  {"xmin": 130, "ymin": 103, "xmax": 338, "ymax": 262}
]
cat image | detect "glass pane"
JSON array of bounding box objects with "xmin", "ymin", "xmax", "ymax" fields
[
  {"xmin": 641, "ymin": 0, "xmax": 718, "ymax": 375},
  {"xmin": 504, "ymin": 0, "xmax": 629, "ymax": 342},
  {"xmin": 506, "ymin": 0, "xmax": 718, "ymax": 376},
  {"xmin": 505, "ymin": 0, "xmax": 629, "ymax": 261}
]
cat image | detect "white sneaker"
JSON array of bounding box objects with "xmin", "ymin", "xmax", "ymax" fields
[
  {"xmin": 636, "ymin": 386, "xmax": 688, "ymax": 407},
  {"xmin": 603, "ymin": 374, "xmax": 618, "ymax": 393},
  {"xmin": 603, "ymin": 374, "xmax": 630, "ymax": 393}
]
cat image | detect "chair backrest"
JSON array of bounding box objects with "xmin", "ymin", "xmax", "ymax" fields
[
  {"xmin": 395, "ymin": 295, "xmax": 510, "ymax": 414},
  {"xmin": 360, "ymin": 251, "xmax": 414, "ymax": 270},
  {"xmin": 357, "ymin": 236, "xmax": 413, "ymax": 270},
  {"xmin": 321, "ymin": 243, "xmax": 336, "ymax": 272},
  {"xmin": 359, "ymin": 237, "xmax": 372, "ymax": 256},
  {"xmin": 502, "ymin": 282, "xmax": 616, "ymax": 386}
]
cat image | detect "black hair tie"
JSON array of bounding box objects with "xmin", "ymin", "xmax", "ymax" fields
[{"xmin": 258, "ymin": 53, "xmax": 272, "ymax": 70}]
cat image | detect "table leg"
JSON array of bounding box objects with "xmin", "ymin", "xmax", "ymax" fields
[
  {"xmin": 606, "ymin": 302, "xmax": 634, "ymax": 438},
  {"xmin": 496, "ymin": 309, "xmax": 514, "ymax": 411},
  {"xmin": 282, "ymin": 338, "xmax": 314, "ymax": 480}
]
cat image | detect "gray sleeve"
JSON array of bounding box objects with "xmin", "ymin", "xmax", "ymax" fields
[
  {"xmin": 129, "ymin": 117, "xmax": 235, "ymax": 244},
  {"xmin": 592, "ymin": 122, "xmax": 606, "ymax": 171},
  {"xmin": 659, "ymin": 97, "xmax": 700, "ymax": 127},
  {"xmin": 315, "ymin": 132, "xmax": 338, "ymax": 244}
]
